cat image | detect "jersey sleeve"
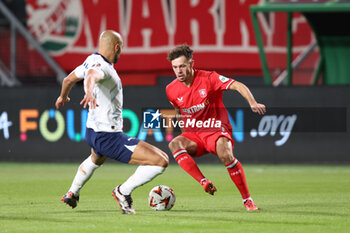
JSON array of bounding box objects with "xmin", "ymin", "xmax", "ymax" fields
[
  {"xmin": 73, "ymin": 55, "xmax": 105, "ymax": 79},
  {"xmin": 73, "ymin": 64, "xmax": 86, "ymax": 79},
  {"xmin": 209, "ymin": 72, "xmax": 235, "ymax": 92}
]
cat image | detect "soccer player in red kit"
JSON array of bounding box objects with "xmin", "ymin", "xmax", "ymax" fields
[{"xmin": 166, "ymin": 44, "xmax": 266, "ymax": 211}]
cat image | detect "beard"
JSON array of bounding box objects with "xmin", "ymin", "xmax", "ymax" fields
[{"xmin": 114, "ymin": 54, "xmax": 120, "ymax": 64}]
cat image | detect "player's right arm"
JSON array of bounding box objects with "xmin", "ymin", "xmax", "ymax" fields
[
  {"xmin": 55, "ymin": 71, "xmax": 82, "ymax": 109},
  {"xmin": 80, "ymin": 69, "xmax": 103, "ymax": 109}
]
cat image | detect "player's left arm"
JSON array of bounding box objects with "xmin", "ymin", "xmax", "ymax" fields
[
  {"xmin": 80, "ymin": 69, "xmax": 103, "ymax": 109},
  {"xmin": 229, "ymin": 81, "xmax": 266, "ymax": 115}
]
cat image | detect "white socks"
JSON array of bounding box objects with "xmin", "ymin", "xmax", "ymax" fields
[
  {"xmin": 68, "ymin": 158, "xmax": 165, "ymax": 196},
  {"xmin": 69, "ymin": 155, "xmax": 100, "ymax": 195},
  {"xmin": 119, "ymin": 165, "xmax": 165, "ymax": 195}
]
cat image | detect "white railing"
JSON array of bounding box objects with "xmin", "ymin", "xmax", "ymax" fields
[{"xmin": 0, "ymin": 1, "xmax": 66, "ymax": 86}]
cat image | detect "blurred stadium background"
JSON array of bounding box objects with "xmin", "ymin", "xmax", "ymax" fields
[{"xmin": 0, "ymin": 0, "xmax": 349, "ymax": 163}]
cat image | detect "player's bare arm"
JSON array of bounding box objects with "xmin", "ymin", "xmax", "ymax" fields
[
  {"xmin": 80, "ymin": 69, "xmax": 102, "ymax": 109},
  {"xmin": 229, "ymin": 81, "xmax": 266, "ymax": 115},
  {"xmin": 55, "ymin": 71, "xmax": 82, "ymax": 109}
]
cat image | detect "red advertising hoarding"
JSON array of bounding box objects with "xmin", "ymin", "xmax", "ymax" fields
[{"xmin": 25, "ymin": 0, "xmax": 314, "ymax": 81}]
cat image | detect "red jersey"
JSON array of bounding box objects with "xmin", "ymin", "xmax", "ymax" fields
[{"xmin": 166, "ymin": 69, "xmax": 235, "ymax": 133}]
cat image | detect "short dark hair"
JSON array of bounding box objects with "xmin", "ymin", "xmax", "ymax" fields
[{"xmin": 167, "ymin": 44, "xmax": 193, "ymax": 62}]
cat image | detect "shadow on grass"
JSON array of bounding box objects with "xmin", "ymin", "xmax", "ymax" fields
[
  {"xmin": 267, "ymin": 202, "xmax": 350, "ymax": 218},
  {"xmin": 134, "ymin": 207, "xmax": 336, "ymax": 227},
  {"xmin": 0, "ymin": 215, "xmax": 73, "ymax": 223}
]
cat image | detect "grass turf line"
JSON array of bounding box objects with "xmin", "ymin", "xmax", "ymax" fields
[{"xmin": 0, "ymin": 163, "xmax": 349, "ymax": 233}]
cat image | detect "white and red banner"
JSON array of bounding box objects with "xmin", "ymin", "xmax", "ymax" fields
[{"xmin": 25, "ymin": 0, "xmax": 314, "ymax": 75}]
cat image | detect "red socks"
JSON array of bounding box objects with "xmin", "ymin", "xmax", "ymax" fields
[
  {"xmin": 226, "ymin": 159, "xmax": 251, "ymax": 199},
  {"xmin": 173, "ymin": 149, "xmax": 251, "ymax": 200},
  {"xmin": 173, "ymin": 149, "xmax": 205, "ymax": 182}
]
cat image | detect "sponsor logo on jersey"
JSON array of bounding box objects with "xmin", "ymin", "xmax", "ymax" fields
[
  {"xmin": 219, "ymin": 75, "xmax": 229, "ymax": 83},
  {"xmin": 182, "ymin": 100, "xmax": 209, "ymax": 114},
  {"xmin": 199, "ymin": 89, "xmax": 207, "ymax": 98},
  {"xmin": 177, "ymin": 97, "xmax": 183, "ymax": 102}
]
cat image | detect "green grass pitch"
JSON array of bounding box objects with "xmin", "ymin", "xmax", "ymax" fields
[{"xmin": 0, "ymin": 163, "xmax": 349, "ymax": 233}]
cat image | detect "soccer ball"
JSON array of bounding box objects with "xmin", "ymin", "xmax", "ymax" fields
[{"xmin": 148, "ymin": 185, "xmax": 176, "ymax": 211}]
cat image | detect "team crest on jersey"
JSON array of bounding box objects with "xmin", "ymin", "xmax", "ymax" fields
[
  {"xmin": 26, "ymin": 0, "xmax": 83, "ymax": 55},
  {"xmin": 199, "ymin": 89, "xmax": 207, "ymax": 98}
]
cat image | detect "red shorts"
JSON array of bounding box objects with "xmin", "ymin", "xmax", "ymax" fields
[{"xmin": 181, "ymin": 130, "xmax": 234, "ymax": 157}]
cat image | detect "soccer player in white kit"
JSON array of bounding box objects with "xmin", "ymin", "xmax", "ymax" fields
[{"xmin": 55, "ymin": 30, "xmax": 169, "ymax": 214}]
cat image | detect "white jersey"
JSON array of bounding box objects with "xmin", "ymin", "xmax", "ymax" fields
[{"xmin": 74, "ymin": 53, "xmax": 123, "ymax": 132}]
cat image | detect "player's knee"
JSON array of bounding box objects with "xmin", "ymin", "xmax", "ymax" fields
[
  {"xmin": 148, "ymin": 148, "xmax": 169, "ymax": 168},
  {"xmin": 158, "ymin": 151, "xmax": 169, "ymax": 167},
  {"xmin": 168, "ymin": 140, "xmax": 175, "ymax": 152},
  {"xmin": 159, "ymin": 158, "xmax": 169, "ymax": 168},
  {"xmin": 168, "ymin": 138, "xmax": 182, "ymax": 152},
  {"xmin": 219, "ymin": 152, "xmax": 234, "ymax": 165},
  {"xmin": 217, "ymin": 148, "xmax": 234, "ymax": 164}
]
